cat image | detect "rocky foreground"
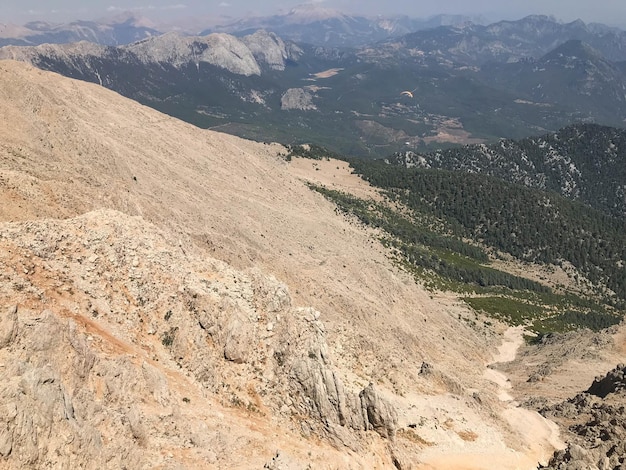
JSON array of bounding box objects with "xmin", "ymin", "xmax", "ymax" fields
[
  {"xmin": 540, "ymin": 365, "xmax": 626, "ymax": 470},
  {"xmin": 0, "ymin": 211, "xmax": 400, "ymax": 467}
]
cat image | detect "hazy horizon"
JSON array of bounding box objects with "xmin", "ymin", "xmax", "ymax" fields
[{"xmin": 3, "ymin": 0, "xmax": 625, "ymax": 28}]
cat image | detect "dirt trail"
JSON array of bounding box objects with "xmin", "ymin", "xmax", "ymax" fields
[
  {"xmin": 487, "ymin": 327, "xmax": 565, "ymax": 467},
  {"xmin": 484, "ymin": 326, "xmax": 526, "ymax": 402},
  {"xmin": 417, "ymin": 327, "xmax": 565, "ymax": 469}
]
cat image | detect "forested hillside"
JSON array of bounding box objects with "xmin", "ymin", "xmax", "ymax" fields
[
  {"xmin": 349, "ymin": 160, "xmax": 626, "ymax": 302},
  {"xmin": 296, "ymin": 125, "xmax": 620, "ymax": 335},
  {"xmin": 386, "ymin": 123, "xmax": 626, "ymax": 218}
]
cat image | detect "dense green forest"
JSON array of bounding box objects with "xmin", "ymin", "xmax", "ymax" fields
[
  {"xmin": 387, "ymin": 123, "xmax": 626, "ymax": 218},
  {"xmin": 348, "ymin": 160, "xmax": 626, "ymax": 303},
  {"xmin": 310, "ymin": 184, "xmax": 549, "ymax": 293}
]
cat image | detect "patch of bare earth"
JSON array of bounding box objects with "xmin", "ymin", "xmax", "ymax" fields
[
  {"xmin": 422, "ymin": 118, "xmax": 485, "ymax": 145},
  {"xmin": 311, "ymin": 68, "xmax": 344, "ymax": 79},
  {"xmin": 287, "ymin": 157, "xmax": 383, "ymax": 202}
]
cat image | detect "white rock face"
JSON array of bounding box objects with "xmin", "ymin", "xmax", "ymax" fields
[
  {"xmin": 123, "ymin": 31, "xmax": 197, "ymax": 67},
  {"xmin": 242, "ymin": 29, "xmax": 302, "ymax": 71},
  {"xmin": 125, "ymin": 32, "xmax": 262, "ymax": 75},
  {"xmin": 0, "ymin": 41, "xmax": 107, "ymax": 62},
  {"xmin": 281, "ymin": 87, "xmax": 317, "ymax": 110},
  {"xmin": 199, "ymin": 33, "xmax": 262, "ymax": 75}
]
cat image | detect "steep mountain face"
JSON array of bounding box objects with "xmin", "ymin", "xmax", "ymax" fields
[
  {"xmin": 369, "ymin": 16, "xmax": 626, "ymax": 66},
  {"xmin": 128, "ymin": 32, "xmax": 262, "ymax": 75},
  {"xmin": 0, "ymin": 15, "xmax": 159, "ymax": 47},
  {"xmin": 1, "ymin": 59, "xmax": 591, "ymax": 468},
  {"xmin": 386, "ymin": 123, "xmax": 626, "ymax": 218},
  {"xmin": 479, "ymin": 40, "xmax": 626, "ymax": 122},
  {"xmin": 241, "ymin": 30, "xmax": 302, "ymax": 71}
]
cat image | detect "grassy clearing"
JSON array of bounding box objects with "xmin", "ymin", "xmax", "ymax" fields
[
  {"xmin": 463, "ymin": 296, "xmax": 544, "ymax": 325},
  {"xmin": 463, "ymin": 295, "xmax": 623, "ymax": 334}
]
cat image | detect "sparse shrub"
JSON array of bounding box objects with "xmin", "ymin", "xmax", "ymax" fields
[{"xmin": 161, "ymin": 327, "xmax": 178, "ymax": 347}]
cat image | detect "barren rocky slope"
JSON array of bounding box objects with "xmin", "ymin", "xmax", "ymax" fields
[
  {"xmin": 540, "ymin": 364, "xmax": 626, "ymax": 469},
  {"xmin": 0, "ymin": 60, "xmax": 618, "ymax": 468}
]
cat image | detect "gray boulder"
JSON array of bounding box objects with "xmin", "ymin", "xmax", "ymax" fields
[{"xmin": 281, "ymin": 88, "xmax": 316, "ymax": 111}]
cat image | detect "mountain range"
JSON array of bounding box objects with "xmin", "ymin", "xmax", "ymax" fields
[
  {"xmin": 203, "ymin": 5, "xmax": 487, "ymax": 47},
  {"xmin": 0, "ymin": 7, "xmax": 487, "ymax": 49},
  {"xmin": 2, "ymin": 14, "xmax": 625, "ymax": 157},
  {"xmin": 368, "ymin": 15, "xmax": 626, "ymax": 64},
  {"xmin": 0, "ymin": 13, "xmax": 159, "ymax": 47}
]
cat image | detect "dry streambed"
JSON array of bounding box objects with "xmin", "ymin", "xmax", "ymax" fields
[
  {"xmin": 486, "ymin": 327, "xmax": 565, "ymax": 468},
  {"xmin": 414, "ymin": 326, "xmax": 565, "ymax": 470}
]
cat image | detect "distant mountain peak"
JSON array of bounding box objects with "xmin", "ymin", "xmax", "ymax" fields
[
  {"xmin": 284, "ymin": 3, "xmax": 346, "ymax": 23},
  {"xmin": 287, "ymin": 3, "xmax": 343, "ymax": 16},
  {"xmin": 105, "ymin": 12, "xmax": 158, "ymax": 29},
  {"xmin": 542, "ymin": 39, "xmax": 604, "ymax": 61},
  {"xmin": 519, "ymin": 14, "xmax": 560, "ymax": 23},
  {"xmin": 22, "ymin": 20, "xmax": 57, "ymax": 31},
  {"xmin": 569, "ymin": 18, "xmax": 587, "ymax": 27}
]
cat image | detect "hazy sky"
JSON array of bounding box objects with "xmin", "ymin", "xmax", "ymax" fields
[{"xmin": 3, "ymin": 0, "xmax": 626, "ymax": 27}]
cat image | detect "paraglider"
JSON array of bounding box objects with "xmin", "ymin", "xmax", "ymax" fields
[{"xmin": 400, "ymin": 90, "xmax": 414, "ymax": 98}]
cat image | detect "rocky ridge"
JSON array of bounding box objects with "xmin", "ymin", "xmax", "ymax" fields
[
  {"xmin": 0, "ymin": 210, "xmax": 399, "ymax": 467},
  {"xmin": 540, "ymin": 364, "xmax": 626, "ymax": 470},
  {"xmin": 0, "ymin": 29, "xmax": 302, "ymax": 77}
]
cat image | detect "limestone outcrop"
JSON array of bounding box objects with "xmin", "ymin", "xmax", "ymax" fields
[
  {"xmin": 0, "ymin": 210, "xmax": 398, "ymax": 468},
  {"xmin": 281, "ymin": 87, "xmax": 317, "ymax": 110},
  {"xmin": 541, "ymin": 365, "xmax": 626, "ymax": 470}
]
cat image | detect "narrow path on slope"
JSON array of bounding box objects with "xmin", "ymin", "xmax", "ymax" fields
[
  {"xmin": 416, "ymin": 326, "xmax": 565, "ymax": 470},
  {"xmin": 485, "ymin": 326, "xmax": 566, "ymax": 468},
  {"xmin": 484, "ymin": 326, "xmax": 526, "ymax": 402}
]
